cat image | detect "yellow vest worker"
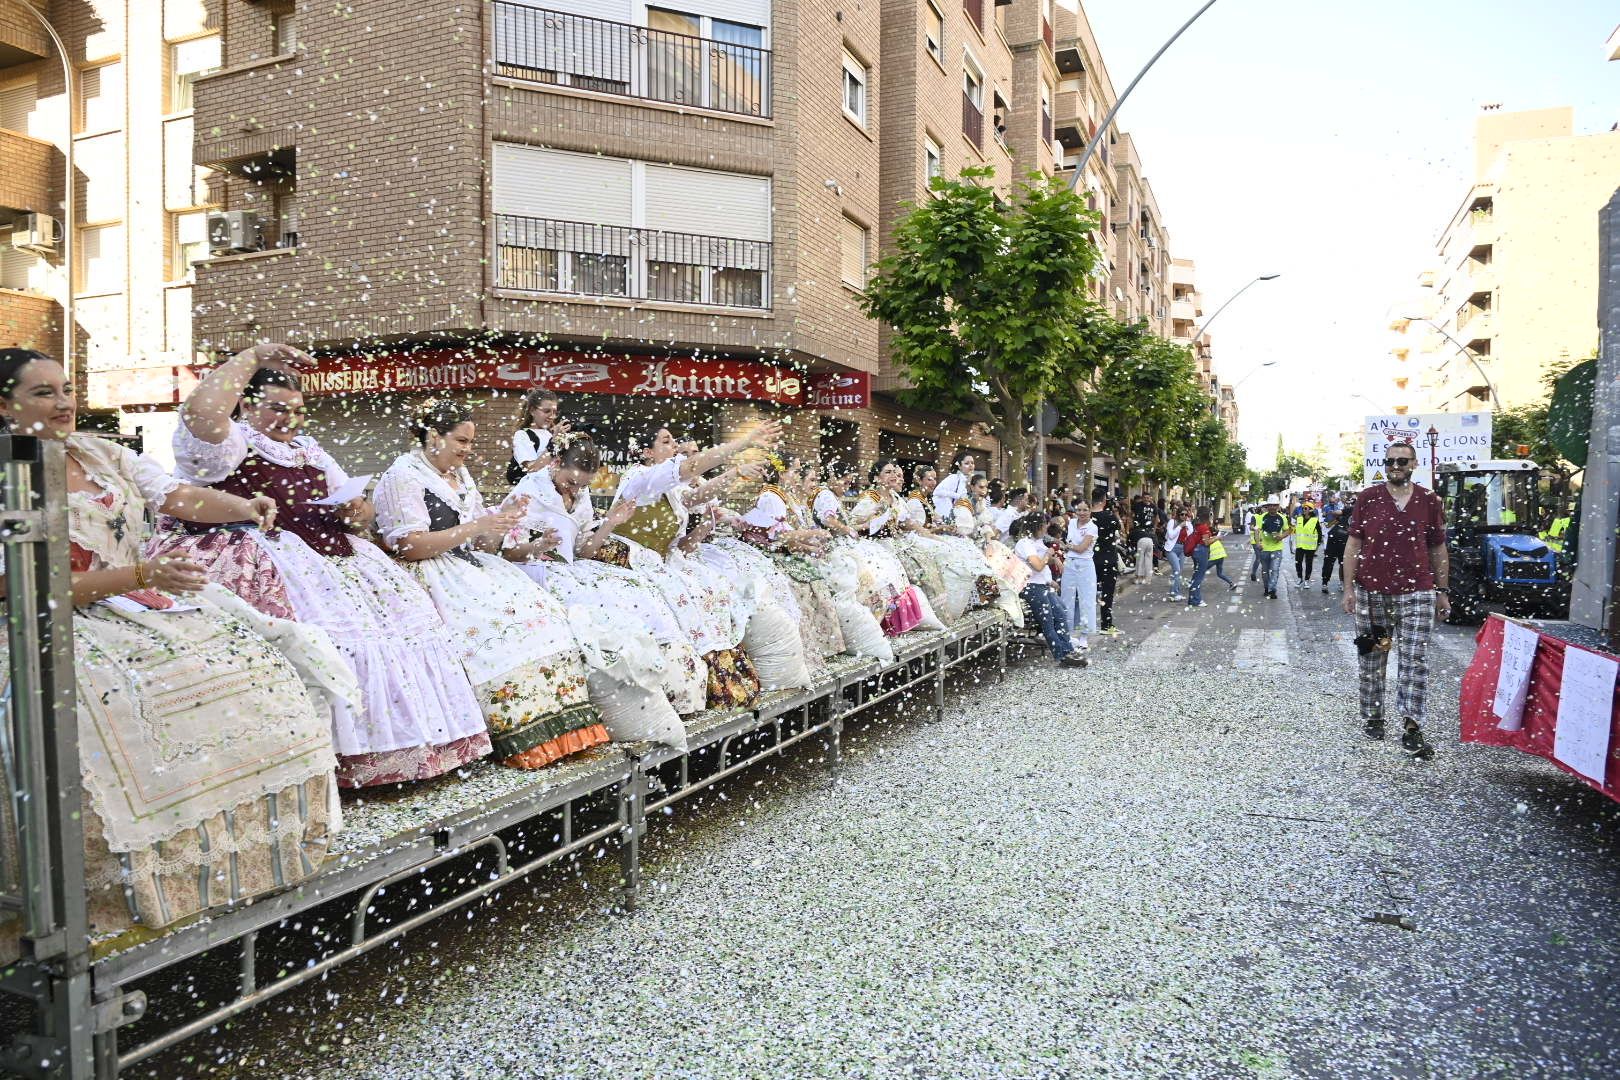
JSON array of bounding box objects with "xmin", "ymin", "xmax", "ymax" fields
[
  {"xmin": 1543, "ymin": 515, "xmax": 1571, "ymax": 552},
  {"xmin": 1295, "ymin": 515, "xmax": 1320, "ymax": 552},
  {"xmin": 1501, "ymin": 507, "xmax": 1518, "ymax": 526},
  {"xmin": 1258, "ymin": 510, "xmax": 1291, "ymax": 552}
]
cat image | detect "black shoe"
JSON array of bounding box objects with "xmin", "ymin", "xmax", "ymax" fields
[
  {"xmin": 1060, "ymin": 652, "xmax": 1089, "ymax": 668},
  {"xmin": 1321, "ymin": 586, "xmax": 1329, "ymax": 594},
  {"xmin": 1266, "ymin": 591, "xmax": 1278, "ymax": 600},
  {"xmin": 1364, "ymin": 717, "xmax": 1386, "ymax": 740},
  {"xmin": 1402, "ymin": 721, "xmax": 1434, "ymax": 760}
]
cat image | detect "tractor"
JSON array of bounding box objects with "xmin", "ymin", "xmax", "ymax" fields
[{"xmin": 1435, "ymin": 460, "xmax": 1569, "ymax": 624}]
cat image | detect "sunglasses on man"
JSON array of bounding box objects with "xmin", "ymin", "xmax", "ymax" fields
[{"xmin": 1383, "ymin": 456, "xmax": 1414, "ymax": 467}]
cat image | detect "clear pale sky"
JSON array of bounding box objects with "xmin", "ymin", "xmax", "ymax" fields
[{"xmin": 1075, "ymin": 0, "xmax": 1620, "ymax": 470}]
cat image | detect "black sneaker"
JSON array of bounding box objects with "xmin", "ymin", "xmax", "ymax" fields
[
  {"xmin": 1060, "ymin": 652, "xmax": 1089, "ymax": 668},
  {"xmin": 1402, "ymin": 721, "xmax": 1434, "ymax": 760},
  {"xmin": 1364, "ymin": 717, "xmax": 1386, "ymax": 740}
]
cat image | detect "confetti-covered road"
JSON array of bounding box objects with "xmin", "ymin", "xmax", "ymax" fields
[{"xmin": 148, "ymin": 539, "xmax": 1620, "ymax": 1079}]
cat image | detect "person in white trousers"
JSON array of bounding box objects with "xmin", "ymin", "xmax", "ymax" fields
[
  {"xmin": 1060, "ymin": 502, "xmax": 1098, "ymax": 653},
  {"xmin": 1164, "ymin": 507, "xmax": 1190, "ymax": 601}
]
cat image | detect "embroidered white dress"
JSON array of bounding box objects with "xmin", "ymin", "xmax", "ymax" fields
[
  {"xmin": 372, "ymin": 451, "xmax": 607, "ymax": 768},
  {"xmin": 162, "ymin": 421, "xmax": 488, "ymax": 787},
  {"xmin": 510, "ymin": 467, "xmax": 707, "ymax": 714},
  {"xmin": 1, "ymin": 435, "xmax": 351, "ymax": 935}
]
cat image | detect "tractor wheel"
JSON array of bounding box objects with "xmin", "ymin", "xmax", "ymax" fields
[{"xmin": 1447, "ymin": 577, "xmax": 1484, "ymax": 625}]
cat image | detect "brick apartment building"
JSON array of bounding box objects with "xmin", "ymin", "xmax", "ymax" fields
[{"xmin": 2, "ymin": 0, "xmax": 1217, "ymax": 493}]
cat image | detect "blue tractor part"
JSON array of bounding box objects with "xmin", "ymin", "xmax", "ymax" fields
[{"xmin": 1482, "ymin": 532, "xmax": 1558, "ymax": 587}]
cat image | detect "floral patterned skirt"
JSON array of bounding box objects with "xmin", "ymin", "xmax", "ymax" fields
[
  {"xmin": 703, "ymin": 646, "xmax": 761, "ymax": 710},
  {"xmin": 335, "ymin": 732, "xmax": 492, "ymax": 789}
]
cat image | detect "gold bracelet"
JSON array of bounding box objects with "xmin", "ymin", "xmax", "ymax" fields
[{"xmin": 133, "ymin": 560, "xmax": 149, "ymax": 589}]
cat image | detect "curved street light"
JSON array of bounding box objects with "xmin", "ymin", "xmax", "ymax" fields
[
  {"xmin": 1231, "ymin": 359, "xmax": 1278, "ymax": 389},
  {"xmin": 17, "ymin": 2, "xmax": 74, "ymax": 378},
  {"xmin": 1399, "ymin": 315, "xmax": 1502, "ymax": 411},
  {"xmin": 1193, "ymin": 274, "xmax": 1281, "ymax": 341}
]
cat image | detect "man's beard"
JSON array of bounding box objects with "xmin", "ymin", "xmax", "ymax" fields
[{"xmin": 1388, "ymin": 472, "xmax": 1412, "ymax": 489}]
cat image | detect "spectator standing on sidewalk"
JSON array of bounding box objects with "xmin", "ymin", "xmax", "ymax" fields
[
  {"xmin": 1320, "ymin": 499, "xmax": 1352, "ymax": 592},
  {"xmin": 1011, "ymin": 513, "xmax": 1087, "ymax": 667},
  {"xmin": 1164, "ymin": 506, "xmax": 1191, "ymax": 601},
  {"xmin": 1248, "ymin": 504, "xmax": 1266, "ymax": 582},
  {"xmin": 1184, "ymin": 508, "xmax": 1215, "ymax": 608},
  {"xmin": 1341, "ymin": 442, "xmax": 1446, "ymax": 759},
  {"xmin": 1256, "ymin": 497, "xmax": 1292, "ymax": 599},
  {"xmin": 1091, "ymin": 489, "xmax": 1123, "ymax": 636},
  {"xmin": 1294, "ymin": 504, "xmax": 1322, "ymax": 583}
]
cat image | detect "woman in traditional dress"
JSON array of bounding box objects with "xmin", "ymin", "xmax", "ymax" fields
[
  {"xmin": 606, "ymin": 422, "xmax": 781, "ymax": 708},
  {"xmin": 845, "ymin": 459, "xmax": 934, "ymax": 635},
  {"xmin": 505, "ymin": 387, "xmax": 567, "ymax": 487},
  {"xmin": 156, "ymin": 344, "xmax": 489, "ymax": 788},
  {"xmin": 510, "ymin": 438, "xmax": 708, "ymax": 715},
  {"xmin": 732, "ymin": 455, "xmax": 847, "ymax": 676},
  {"xmin": 372, "ymin": 401, "xmax": 609, "ymax": 769},
  {"xmin": 0, "ymin": 349, "xmax": 352, "ymax": 933}
]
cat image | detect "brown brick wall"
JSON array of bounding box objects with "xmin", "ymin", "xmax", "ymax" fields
[
  {"xmin": 0, "ymin": 130, "xmax": 58, "ymax": 217},
  {"xmin": 0, "ymin": 292, "xmax": 61, "ymax": 357}
]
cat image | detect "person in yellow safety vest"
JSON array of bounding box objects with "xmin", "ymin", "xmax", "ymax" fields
[
  {"xmin": 1500, "ymin": 506, "xmax": 1518, "ymax": 526},
  {"xmin": 1293, "ymin": 505, "xmax": 1321, "ymax": 584},
  {"xmin": 1256, "ymin": 498, "xmax": 1292, "ymax": 599},
  {"xmin": 1543, "ymin": 513, "xmax": 1572, "ymax": 553}
]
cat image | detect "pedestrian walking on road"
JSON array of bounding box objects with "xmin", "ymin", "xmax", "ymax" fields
[
  {"xmin": 1248, "ymin": 504, "xmax": 1265, "ymax": 581},
  {"xmin": 1059, "ymin": 502, "xmax": 1097, "ymax": 651},
  {"xmin": 1011, "ymin": 513, "xmax": 1087, "ymax": 668},
  {"xmin": 1320, "ymin": 500, "xmax": 1352, "ymax": 592},
  {"xmin": 1164, "ymin": 506, "xmax": 1190, "ymax": 601},
  {"xmin": 1091, "ymin": 489, "xmax": 1122, "ymax": 635},
  {"xmin": 1341, "ymin": 441, "xmax": 1448, "ymax": 759},
  {"xmin": 1128, "ymin": 512, "xmax": 1155, "ymax": 584},
  {"xmin": 1184, "ymin": 508, "xmax": 1214, "ymax": 608},
  {"xmin": 1207, "ymin": 527, "xmax": 1237, "ymax": 589},
  {"xmin": 1294, "ymin": 505, "xmax": 1321, "ymax": 583},
  {"xmin": 1256, "ymin": 497, "xmax": 1292, "ymax": 599}
]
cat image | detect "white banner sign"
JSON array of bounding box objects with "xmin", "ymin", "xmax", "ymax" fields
[{"xmin": 1362, "ymin": 412, "xmax": 1492, "ymax": 487}]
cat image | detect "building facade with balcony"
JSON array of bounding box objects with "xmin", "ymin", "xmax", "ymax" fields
[
  {"xmin": 0, "ymin": 0, "xmax": 219, "ymax": 447},
  {"xmin": 1416, "ymin": 105, "xmax": 1620, "ymax": 414}
]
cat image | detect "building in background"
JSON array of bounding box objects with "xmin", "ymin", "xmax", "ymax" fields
[
  {"xmin": 0, "ymin": 0, "xmax": 219, "ymax": 451},
  {"xmin": 4, "ymin": 0, "xmax": 1220, "ymax": 494},
  {"xmin": 1412, "ymin": 105, "xmax": 1620, "ymax": 413}
]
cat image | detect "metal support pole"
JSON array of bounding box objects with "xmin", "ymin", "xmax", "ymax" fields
[
  {"xmin": 618, "ymin": 767, "xmax": 646, "ymax": 912},
  {"xmin": 0, "ymin": 436, "xmax": 91, "ymax": 1080}
]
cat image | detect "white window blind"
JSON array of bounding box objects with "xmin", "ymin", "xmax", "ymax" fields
[
  {"xmin": 842, "ymin": 50, "xmax": 867, "ymax": 126},
  {"xmin": 1, "ymin": 245, "xmax": 38, "ymax": 291},
  {"xmin": 79, "ymin": 62, "xmax": 123, "ymax": 132},
  {"xmin": 512, "ymin": 0, "xmax": 632, "ymax": 19},
  {"xmin": 0, "ymin": 80, "xmax": 38, "ymax": 133},
  {"xmin": 839, "ymin": 216, "xmax": 867, "ymax": 288},
  {"xmin": 170, "ymin": 36, "xmax": 220, "ymax": 111},
  {"xmin": 79, "ymin": 224, "xmax": 125, "ymax": 294},
  {"xmin": 76, "ymin": 133, "xmax": 124, "ymax": 223},
  {"xmin": 492, "ymin": 144, "xmax": 633, "ymax": 225},
  {"xmin": 644, "ymin": 164, "xmax": 769, "ymax": 241}
]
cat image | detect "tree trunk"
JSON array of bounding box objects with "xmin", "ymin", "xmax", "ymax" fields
[
  {"xmin": 1000, "ymin": 407, "xmax": 1028, "ymax": 490},
  {"xmin": 1083, "ymin": 431, "xmax": 1096, "ymax": 499}
]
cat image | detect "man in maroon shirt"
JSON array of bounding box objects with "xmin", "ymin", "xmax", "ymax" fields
[{"xmin": 1340, "ymin": 440, "xmax": 1449, "ymax": 759}]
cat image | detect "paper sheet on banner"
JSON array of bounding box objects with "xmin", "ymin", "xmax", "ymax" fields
[
  {"xmin": 1493, "ymin": 620, "xmax": 1539, "ymax": 730},
  {"xmin": 308, "ymin": 474, "xmax": 373, "ymax": 506},
  {"xmin": 1552, "ymin": 647, "xmax": 1618, "ymax": 784}
]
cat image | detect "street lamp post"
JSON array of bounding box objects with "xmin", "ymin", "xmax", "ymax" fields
[
  {"xmin": 1426, "ymin": 425, "xmax": 1440, "ymax": 489},
  {"xmin": 1192, "ymin": 274, "xmax": 1281, "ymax": 341},
  {"xmin": 17, "ymin": 2, "xmax": 75, "ymax": 379},
  {"xmin": 1035, "ymin": 0, "xmax": 1226, "ymax": 499},
  {"xmin": 1402, "ymin": 316, "xmax": 1501, "ymax": 411}
]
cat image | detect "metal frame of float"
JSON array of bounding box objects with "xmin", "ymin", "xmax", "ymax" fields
[{"xmin": 0, "ymin": 434, "xmax": 1014, "ymax": 1077}]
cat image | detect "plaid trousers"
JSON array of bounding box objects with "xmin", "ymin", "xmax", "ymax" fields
[{"xmin": 1354, "ymin": 589, "xmax": 1434, "ymax": 723}]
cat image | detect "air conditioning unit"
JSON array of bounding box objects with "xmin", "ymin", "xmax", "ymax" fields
[
  {"xmin": 208, "ymin": 210, "xmax": 262, "ymax": 255},
  {"xmin": 12, "ymin": 213, "xmax": 60, "ymax": 255}
]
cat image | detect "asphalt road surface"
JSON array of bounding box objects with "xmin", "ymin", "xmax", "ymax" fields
[{"xmin": 143, "ymin": 535, "xmax": 1620, "ymax": 1079}]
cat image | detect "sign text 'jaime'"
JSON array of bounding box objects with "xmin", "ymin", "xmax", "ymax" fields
[{"xmin": 806, "ymin": 371, "xmax": 871, "ymax": 410}]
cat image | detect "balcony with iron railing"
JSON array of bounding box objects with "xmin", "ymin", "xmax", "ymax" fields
[
  {"xmin": 491, "ymin": 2, "xmax": 772, "ymax": 119},
  {"xmin": 495, "ymin": 215, "xmax": 771, "ymax": 310}
]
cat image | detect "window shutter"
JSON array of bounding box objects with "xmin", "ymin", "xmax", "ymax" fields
[
  {"xmin": 171, "ymin": 35, "xmax": 220, "ymax": 78},
  {"xmin": 0, "ymin": 81, "xmax": 37, "ymax": 132},
  {"xmin": 491, "ymin": 144, "xmax": 633, "ymax": 226},
  {"xmin": 839, "ymin": 217, "xmax": 867, "ymax": 287},
  {"xmin": 643, "ymin": 165, "xmax": 769, "ymax": 241}
]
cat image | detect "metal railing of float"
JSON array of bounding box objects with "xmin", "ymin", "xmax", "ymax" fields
[{"xmin": 0, "ymin": 432, "xmax": 1017, "ymax": 1077}]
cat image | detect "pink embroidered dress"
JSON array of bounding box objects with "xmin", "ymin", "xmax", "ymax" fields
[
  {"xmin": 154, "ymin": 421, "xmax": 490, "ymax": 788},
  {"xmin": 0, "ymin": 435, "xmax": 351, "ymax": 937}
]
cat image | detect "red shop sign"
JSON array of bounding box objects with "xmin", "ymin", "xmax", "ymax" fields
[
  {"xmin": 280, "ymin": 349, "xmax": 806, "ymax": 406},
  {"xmin": 806, "ymin": 371, "xmax": 870, "ymax": 410}
]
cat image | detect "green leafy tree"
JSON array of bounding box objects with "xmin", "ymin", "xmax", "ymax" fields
[{"xmin": 862, "ymin": 168, "xmax": 1101, "ymax": 478}]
